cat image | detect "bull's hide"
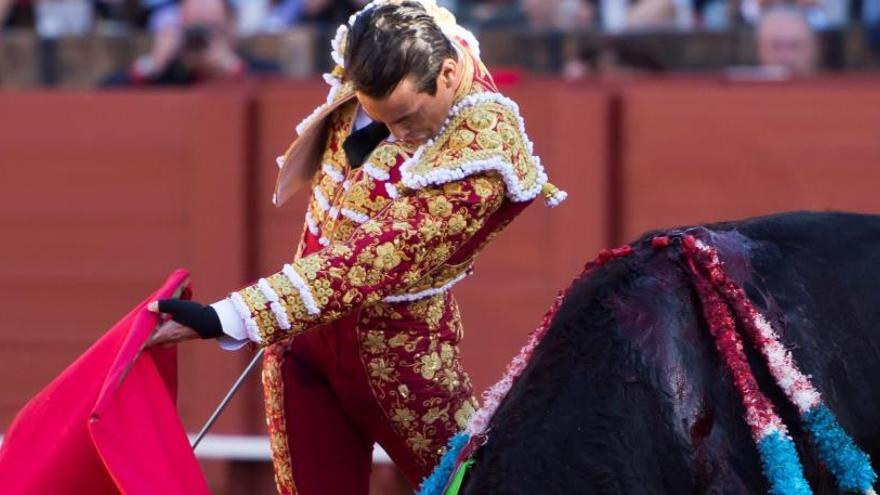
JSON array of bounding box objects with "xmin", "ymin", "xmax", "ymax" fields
[{"xmin": 459, "ymin": 212, "xmax": 880, "ymax": 495}]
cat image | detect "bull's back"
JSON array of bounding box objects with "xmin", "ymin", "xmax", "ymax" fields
[{"xmin": 460, "ymin": 211, "xmax": 880, "ymax": 495}]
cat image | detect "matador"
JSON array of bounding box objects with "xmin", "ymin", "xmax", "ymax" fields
[{"xmin": 148, "ymin": 1, "xmax": 567, "ymax": 493}]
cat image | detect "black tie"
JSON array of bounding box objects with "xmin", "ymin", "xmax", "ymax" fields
[{"xmin": 342, "ymin": 121, "xmax": 391, "ymax": 169}]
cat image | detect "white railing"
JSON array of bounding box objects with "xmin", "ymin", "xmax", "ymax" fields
[{"xmin": 0, "ymin": 434, "xmax": 392, "ymax": 464}]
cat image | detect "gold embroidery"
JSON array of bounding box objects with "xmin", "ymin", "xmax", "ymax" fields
[
  {"xmin": 392, "ymin": 407, "xmax": 418, "ymax": 427},
  {"xmin": 262, "ymin": 345, "xmax": 297, "ymax": 495},
  {"xmin": 369, "ymin": 144, "xmax": 400, "ymax": 170},
  {"xmin": 417, "ymin": 352, "xmax": 443, "ymax": 380},
  {"xmin": 390, "ymin": 201, "xmax": 416, "ymax": 220},
  {"xmin": 363, "ymin": 330, "xmax": 387, "ymax": 353},
  {"xmin": 473, "ymin": 176, "xmax": 494, "ymax": 199},
  {"xmin": 449, "ymin": 129, "xmax": 475, "ymax": 151},
  {"xmin": 427, "ymin": 196, "xmax": 453, "ymax": 218},
  {"xmin": 422, "ymin": 405, "xmax": 449, "ymax": 425},
  {"xmin": 466, "ymin": 108, "xmax": 498, "ymax": 131},
  {"xmin": 373, "ymin": 242, "xmax": 403, "ymax": 270},
  {"xmin": 347, "ymin": 265, "xmax": 367, "ymax": 286},
  {"xmin": 454, "ymin": 399, "xmax": 477, "ymax": 428},
  {"xmin": 238, "ymin": 138, "xmax": 509, "ymax": 347},
  {"xmin": 405, "ymin": 98, "xmax": 542, "ymax": 199},
  {"xmin": 447, "ymin": 214, "xmax": 467, "ymax": 235},
  {"xmin": 357, "ymin": 293, "xmax": 478, "ymax": 467},
  {"xmin": 369, "ymin": 357, "xmax": 397, "ymax": 382},
  {"xmin": 476, "ymin": 129, "xmax": 502, "ymax": 151}
]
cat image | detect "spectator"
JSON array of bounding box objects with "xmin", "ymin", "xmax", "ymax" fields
[
  {"xmin": 740, "ymin": 0, "xmax": 848, "ymax": 28},
  {"xmin": 621, "ymin": 0, "xmax": 677, "ymax": 28},
  {"xmin": 862, "ymin": 0, "xmax": 880, "ymax": 51},
  {"xmin": 599, "ymin": 0, "xmax": 695, "ymax": 31},
  {"xmin": 756, "ymin": 5, "xmax": 818, "ymax": 75},
  {"xmin": 457, "ymin": 0, "xmax": 521, "ymax": 26},
  {"xmin": 563, "ymin": 40, "xmax": 665, "ymax": 79},
  {"xmin": 462, "ymin": 0, "xmax": 593, "ymax": 29},
  {"xmin": 0, "ymin": 0, "xmax": 21, "ymax": 29},
  {"xmin": 257, "ymin": 0, "xmax": 369, "ymax": 28},
  {"xmin": 95, "ymin": 0, "xmax": 182, "ymax": 32},
  {"xmin": 521, "ymin": 0, "xmax": 594, "ymax": 29},
  {"xmin": 102, "ymin": 0, "xmax": 278, "ymax": 86}
]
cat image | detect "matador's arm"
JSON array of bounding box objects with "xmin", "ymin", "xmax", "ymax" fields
[{"xmin": 221, "ymin": 172, "xmax": 505, "ymax": 347}]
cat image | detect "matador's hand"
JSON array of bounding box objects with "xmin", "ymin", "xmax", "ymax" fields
[{"xmin": 146, "ymin": 299, "xmax": 223, "ymax": 347}]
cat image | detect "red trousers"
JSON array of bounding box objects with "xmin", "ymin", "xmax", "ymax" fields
[
  {"xmin": 278, "ymin": 312, "xmax": 464, "ymax": 495},
  {"xmin": 262, "ymin": 231, "xmax": 477, "ymax": 495}
]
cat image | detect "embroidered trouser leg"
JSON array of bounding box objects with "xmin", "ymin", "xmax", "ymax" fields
[
  {"xmin": 353, "ymin": 294, "xmax": 479, "ymax": 482},
  {"xmin": 283, "ymin": 337, "xmax": 373, "ymax": 495},
  {"xmin": 282, "ymin": 307, "xmax": 477, "ymax": 492},
  {"xmin": 322, "ymin": 315, "xmax": 447, "ymax": 485}
]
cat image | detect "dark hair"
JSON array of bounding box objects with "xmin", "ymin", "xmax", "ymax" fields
[{"xmin": 345, "ymin": 1, "xmax": 457, "ymax": 98}]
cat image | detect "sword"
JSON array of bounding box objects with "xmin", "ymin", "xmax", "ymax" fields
[{"xmin": 191, "ymin": 348, "xmax": 265, "ymax": 450}]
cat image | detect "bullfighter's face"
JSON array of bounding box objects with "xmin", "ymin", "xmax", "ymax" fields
[{"xmin": 356, "ymin": 56, "xmax": 461, "ymax": 146}]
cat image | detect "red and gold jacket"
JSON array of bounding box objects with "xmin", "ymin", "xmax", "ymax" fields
[
  {"xmin": 222, "ymin": 6, "xmax": 566, "ymax": 491},
  {"xmin": 232, "ymin": 52, "xmax": 565, "ymax": 348}
]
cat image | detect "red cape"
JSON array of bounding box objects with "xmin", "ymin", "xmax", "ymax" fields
[{"xmin": 0, "ymin": 269, "xmax": 210, "ymax": 495}]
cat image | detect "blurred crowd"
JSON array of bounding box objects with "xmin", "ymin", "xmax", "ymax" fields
[
  {"xmin": 3, "ymin": 0, "xmax": 878, "ymax": 33},
  {"xmin": 1, "ymin": 0, "xmax": 878, "ymax": 85}
]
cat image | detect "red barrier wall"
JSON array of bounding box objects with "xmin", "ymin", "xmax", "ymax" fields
[
  {"xmin": 0, "ymin": 89, "xmax": 254, "ymax": 493},
  {"xmin": 617, "ymin": 79, "xmax": 880, "ymax": 242},
  {"xmin": 3, "ymin": 76, "xmax": 880, "ymax": 494}
]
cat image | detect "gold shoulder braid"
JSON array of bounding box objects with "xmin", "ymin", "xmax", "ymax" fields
[{"xmin": 399, "ymin": 91, "xmax": 567, "ymax": 207}]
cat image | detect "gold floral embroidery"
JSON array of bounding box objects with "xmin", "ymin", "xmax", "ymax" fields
[
  {"xmin": 347, "ymin": 265, "xmax": 367, "ymax": 286},
  {"xmin": 310, "ymin": 101, "xmax": 358, "ymax": 227},
  {"xmin": 466, "ymin": 108, "xmax": 498, "ymax": 131},
  {"xmin": 449, "ymin": 129, "xmax": 475, "ymax": 151},
  {"xmin": 447, "ymin": 214, "xmax": 467, "ymax": 235},
  {"xmin": 427, "ymin": 196, "xmax": 453, "ymax": 218},
  {"xmin": 392, "ymin": 407, "xmax": 418, "ymax": 427},
  {"xmin": 390, "ymin": 201, "xmax": 416, "ymax": 220},
  {"xmin": 427, "ymin": 243, "xmax": 452, "ymax": 266},
  {"xmin": 357, "ymin": 293, "xmax": 478, "ymax": 468},
  {"xmin": 346, "ymin": 182, "xmax": 371, "ymax": 209},
  {"xmin": 418, "ymin": 217, "xmax": 443, "ymax": 240},
  {"xmin": 398, "ymin": 384, "xmax": 411, "ymax": 399},
  {"xmin": 369, "ymin": 144, "xmax": 400, "ymax": 170},
  {"xmin": 497, "ymin": 122, "xmax": 518, "ymax": 147},
  {"xmin": 362, "ymin": 220, "xmax": 383, "ymax": 235},
  {"xmin": 408, "ymin": 432, "xmax": 432, "ymax": 454},
  {"xmin": 442, "ymin": 182, "xmax": 465, "ymax": 196},
  {"xmin": 297, "ymin": 257, "xmax": 323, "ymax": 280},
  {"xmin": 388, "ymin": 332, "xmax": 410, "ymax": 348},
  {"xmin": 476, "ymin": 129, "xmax": 502, "ymax": 151},
  {"xmin": 473, "ymin": 176, "xmax": 494, "ymax": 199},
  {"xmin": 369, "ymin": 357, "xmax": 396, "ymax": 382},
  {"xmin": 417, "ymin": 352, "xmax": 442, "ymax": 380},
  {"xmin": 261, "ymin": 345, "xmax": 297, "ymax": 495},
  {"xmin": 454, "ymin": 399, "xmax": 477, "ymax": 428},
  {"xmin": 405, "ymin": 98, "xmax": 542, "ymax": 198},
  {"xmin": 363, "ymin": 330, "xmax": 387, "ymax": 353},
  {"xmin": 329, "ymin": 244, "xmax": 352, "ymax": 257},
  {"xmin": 373, "ymin": 242, "xmax": 403, "ymax": 270},
  {"xmin": 422, "ymin": 405, "xmax": 450, "ymax": 425}
]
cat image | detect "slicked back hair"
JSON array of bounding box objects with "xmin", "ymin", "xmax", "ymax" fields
[{"xmin": 345, "ymin": 2, "xmax": 457, "ymax": 98}]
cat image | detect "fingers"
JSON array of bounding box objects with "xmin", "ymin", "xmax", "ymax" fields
[
  {"xmin": 147, "ymin": 301, "xmax": 160, "ymax": 313},
  {"xmin": 146, "ymin": 320, "xmax": 200, "ymax": 348},
  {"xmin": 147, "ymin": 320, "xmax": 181, "ymax": 348}
]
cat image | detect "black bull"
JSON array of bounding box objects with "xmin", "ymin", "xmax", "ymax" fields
[{"xmin": 459, "ymin": 212, "xmax": 880, "ymax": 494}]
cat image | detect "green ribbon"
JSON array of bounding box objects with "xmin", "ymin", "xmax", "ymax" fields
[{"xmin": 444, "ymin": 459, "xmax": 475, "ymax": 495}]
